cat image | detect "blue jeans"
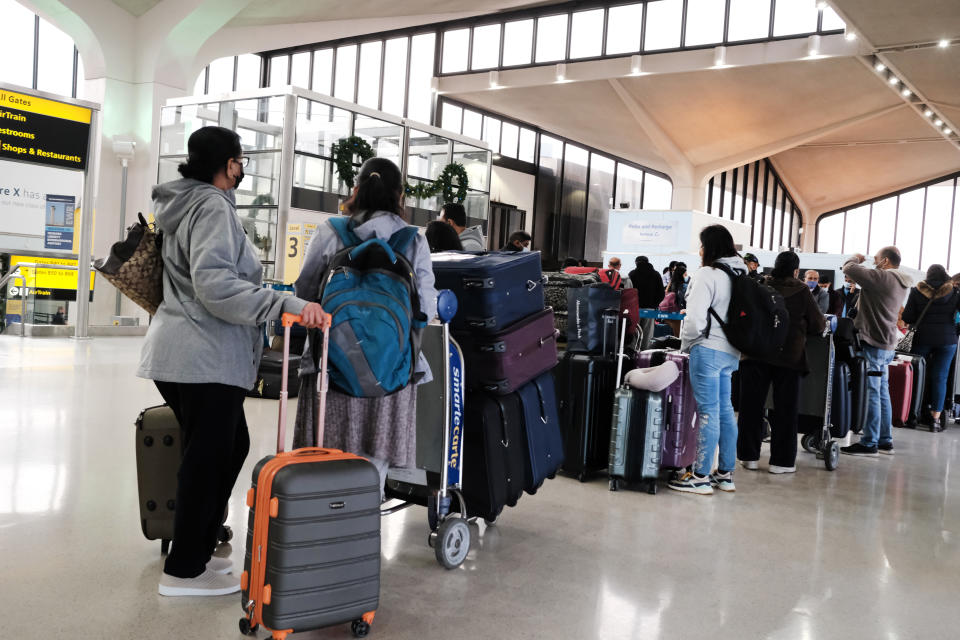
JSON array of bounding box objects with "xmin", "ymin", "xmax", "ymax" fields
[
  {"xmin": 911, "ymin": 343, "xmax": 958, "ymax": 413},
  {"xmin": 861, "ymin": 345, "xmax": 894, "ymax": 448},
  {"xmin": 689, "ymin": 345, "xmax": 740, "ymax": 475}
]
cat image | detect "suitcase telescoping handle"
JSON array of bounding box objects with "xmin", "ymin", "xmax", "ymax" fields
[
  {"xmin": 615, "ymin": 309, "xmax": 629, "ymax": 387},
  {"xmin": 277, "ymin": 311, "xmax": 332, "ymax": 454}
]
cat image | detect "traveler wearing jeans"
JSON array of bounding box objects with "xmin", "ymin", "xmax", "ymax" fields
[
  {"xmin": 669, "ymin": 225, "xmax": 744, "ymax": 495},
  {"xmin": 901, "ymin": 264, "xmax": 960, "ymax": 428},
  {"xmin": 840, "ymin": 247, "xmax": 913, "ymax": 456},
  {"xmin": 138, "ymin": 127, "xmax": 327, "ymax": 597},
  {"xmin": 737, "ymin": 251, "xmax": 825, "ymax": 474}
]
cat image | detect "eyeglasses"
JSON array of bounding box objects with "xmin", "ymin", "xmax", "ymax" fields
[{"xmin": 235, "ymin": 157, "xmax": 249, "ymax": 167}]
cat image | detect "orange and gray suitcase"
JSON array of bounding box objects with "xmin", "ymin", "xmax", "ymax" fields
[
  {"xmin": 240, "ymin": 313, "xmax": 381, "ymax": 639},
  {"xmin": 135, "ymin": 404, "xmax": 232, "ymax": 555}
]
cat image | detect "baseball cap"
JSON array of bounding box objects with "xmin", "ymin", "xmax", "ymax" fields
[{"xmin": 743, "ymin": 253, "xmax": 759, "ymax": 264}]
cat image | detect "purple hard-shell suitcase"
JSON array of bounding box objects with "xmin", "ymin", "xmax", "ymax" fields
[
  {"xmin": 635, "ymin": 349, "xmax": 699, "ymax": 469},
  {"xmin": 455, "ymin": 307, "xmax": 558, "ymax": 395}
]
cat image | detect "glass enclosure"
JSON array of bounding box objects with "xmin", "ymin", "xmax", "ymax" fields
[{"xmin": 159, "ymin": 88, "xmax": 491, "ymax": 280}]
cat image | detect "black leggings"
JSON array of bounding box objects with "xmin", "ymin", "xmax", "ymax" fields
[
  {"xmin": 155, "ymin": 381, "xmax": 250, "ymax": 578},
  {"xmin": 737, "ymin": 360, "xmax": 801, "ymax": 468}
]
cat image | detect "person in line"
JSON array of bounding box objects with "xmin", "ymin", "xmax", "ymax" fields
[
  {"xmin": 425, "ymin": 220, "xmax": 463, "ymax": 252},
  {"xmin": 841, "ymin": 247, "xmax": 913, "ymax": 456},
  {"xmin": 601, "ymin": 257, "xmax": 626, "ymax": 289},
  {"xmin": 804, "ymin": 270, "xmax": 830, "ymax": 314},
  {"xmin": 439, "ymin": 203, "xmax": 484, "ymax": 251},
  {"xmin": 840, "ymin": 274, "xmax": 860, "ymax": 318},
  {"xmin": 737, "ymin": 251, "xmax": 825, "ymax": 474},
  {"xmin": 292, "ymin": 157, "xmax": 437, "ymax": 470},
  {"xmin": 138, "ymin": 126, "xmax": 326, "ymax": 597},
  {"xmin": 630, "ymin": 256, "xmax": 665, "ymax": 347},
  {"xmin": 743, "ymin": 253, "xmax": 762, "ymax": 282},
  {"xmin": 901, "ymin": 264, "xmax": 960, "ymax": 429},
  {"xmin": 51, "ymin": 306, "xmax": 66, "ymax": 325},
  {"xmin": 659, "ymin": 262, "xmax": 688, "ymax": 336},
  {"xmin": 668, "ymin": 225, "xmax": 744, "ymax": 495},
  {"xmin": 662, "ymin": 260, "xmax": 679, "ymax": 287},
  {"xmin": 820, "ymin": 273, "xmax": 843, "ymax": 316},
  {"xmin": 501, "ymin": 230, "xmax": 532, "ymax": 252}
]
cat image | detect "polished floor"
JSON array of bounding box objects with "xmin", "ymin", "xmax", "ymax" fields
[{"xmin": 2, "ymin": 336, "xmax": 959, "ymax": 639}]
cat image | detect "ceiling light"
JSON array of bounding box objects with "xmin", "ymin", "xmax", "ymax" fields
[
  {"xmin": 806, "ymin": 35, "xmax": 821, "ymax": 57},
  {"xmin": 939, "ymin": 39, "xmax": 950, "ymax": 48},
  {"xmin": 845, "ymin": 30, "xmax": 857, "ymax": 41},
  {"xmin": 816, "ymin": 0, "xmax": 828, "ymax": 9},
  {"xmin": 888, "ymin": 75, "xmax": 899, "ymax": 85},
  {"xmin": 492, "ymin": 153, "xmax": 501, "ymax": 160},
  {"xmin": 488, "ymin": 70, "xmax": 499, "ymax": 89},
  {"xmin": 714, "ymin": 46, "xmax": 727, "ymax": 67},
  {"xmin": 630, "ymin": 54, "xmax": 642, "ymax": 75},
  {"xmin": 924, "ymin": 108, "xmax": 934, "ymax": 117},
  {"xmin": 555, "ymin": 63, "xmax": 566, "ymax": 82},
  {"xmin": 901, "ymin": 88, "xmax": 912, "ymax": 97},
  {"xmin": 945, "ymin": 128, "xmax": 953, "ymax": 135},
  {"xmin": 874, "ymin": 61, "xmax": 886, "ymax": 72},
  {"xmin": 935, "ymin": 119, "xmax": 943, "ymax": 126}
]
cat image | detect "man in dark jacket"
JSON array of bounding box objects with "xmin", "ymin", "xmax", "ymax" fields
[
  {"xmin": 839, "ymin": 274, "xmax": 860, "ymax": 318},
  {"xmin": 629, "ymin": 256, "xmax": 666, "ymax": 347},
  {"xmin": 820, "ymin": 274, "xmax": 843, "ymax": 316},
  {"xmin": 737, "ymin": 251, "xmax": 826, "ymax": 474},
  {"xmin": 743, "ymin": 253, "xmax": 762, "ymax": 282}
]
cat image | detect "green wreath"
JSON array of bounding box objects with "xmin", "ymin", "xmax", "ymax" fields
[{"xmin": 330, "ymin": 136, "xmax": 375, "ymax": 189}]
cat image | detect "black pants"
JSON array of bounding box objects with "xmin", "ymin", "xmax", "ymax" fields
[
  {"xmin": 737, "ymin": 360, "xmax": 801, "ymax": 468},
  {"xmin": 155, "ymin": 381, "xmax": 250, "ymax": 578}
]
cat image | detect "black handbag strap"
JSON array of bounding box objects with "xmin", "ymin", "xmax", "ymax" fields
[{"xmin": 911, "ymin": 294, "xmax": 937, "ymax": 330}]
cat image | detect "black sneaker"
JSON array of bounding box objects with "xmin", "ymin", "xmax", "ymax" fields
[
  {"xmin": 878, "ymin": 442, "xmax": 894, "ymax": 455},
  {"xmin": 841, "ymin": 443, "xmax": 879, "ymax": 457}
]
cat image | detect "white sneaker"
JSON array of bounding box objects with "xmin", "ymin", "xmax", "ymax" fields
[
  {"xmin": 769, "ymin": 465, "xmax": 796, "ymax": 474},
  {"xmin": 709, "ymin": 471, "xmax": 736, "ymax": 492},
  {"xmin": 159, "ymin": 568, "xmax": 241, "ymax": 597},
  {"xmin": 667, "ymin": 471, "xmax": 714, "ymax": 495},
  {"xmin": 740, "ymin": 460, "xmax": 759, "ymax": 471},
  {"xmin": 207, "ymin": 557, "xmax": 233, "ymax": 575}
]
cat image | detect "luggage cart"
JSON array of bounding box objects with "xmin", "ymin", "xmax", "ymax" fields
[
  {"xmin": 798, "ymin": 330, "xmax": 841, "ymax": 471},
  {"xmin": 382, "ymin": 290, "xmax": 472, "ymax": 569}
]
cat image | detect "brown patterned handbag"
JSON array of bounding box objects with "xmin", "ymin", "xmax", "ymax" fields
[{"xmin": 94, "ymin": 213, "xmax": 163, "ymax": 315}]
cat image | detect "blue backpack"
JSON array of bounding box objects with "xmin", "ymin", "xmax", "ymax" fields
[{"xmin": 317, "ymin": 217, "xmax": 427, "ymax": 397}]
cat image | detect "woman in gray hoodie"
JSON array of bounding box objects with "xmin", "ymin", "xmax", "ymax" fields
[
  {"xmin": 138, "ymin": 126, "xmax": 326, "ymax": 597},
  {"xmin": 669, "ymin": 225, "xmax": 745, "ymax": 495}
]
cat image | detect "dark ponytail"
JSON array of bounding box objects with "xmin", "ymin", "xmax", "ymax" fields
[
  {"xmin": 177, "ymin": 126, "xmax": 242, "ymax": 184},
  {"xmin": 351, "ymin": 157, "xmax": 406, "ymax": 222}
]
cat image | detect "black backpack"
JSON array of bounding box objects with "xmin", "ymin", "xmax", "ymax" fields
[{"xmin": 707, "ymin": 263, "xmax": 789, "ymax": 359}]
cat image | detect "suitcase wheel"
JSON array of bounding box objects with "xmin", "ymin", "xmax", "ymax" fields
[
  {"xmin": 801, "ymin": 434, "xmax": 818, "ymax": 455},
  {"xmin": 577, "ymin": 471, "xmax": 588, "ymax": 483},
  {"xmin": 238, "ymin": 618, "xmax": 259, "ymax": 636},
  {"xmin": 160, "ymin": 539, "xmax": 170, "ymax": 556},
  {"xmin": 351, "ymin": 619, "xmax": 371, "ymax": 638},
  {"xmin": 609, "ymin": 478, "xmax": 621, "ymax": 492},
  {"xmin": 824, "ymin": 441, "xmax": 840, "ymax": 471},
  {"xmin": 218, "ymin": 525, "xmax": 233, "ymax": 544}
]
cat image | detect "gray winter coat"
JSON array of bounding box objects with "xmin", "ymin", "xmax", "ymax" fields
[
  {"xmin": 137, "ymin": 179, "xmax": 309, "ymax": 389},
  {"xmin": 459, "ymin": 226, "xmax": 485, "ymax": 251},
  {"xmin": 295, "ymin": 211, "xmax": 438, "ymax": 381}
]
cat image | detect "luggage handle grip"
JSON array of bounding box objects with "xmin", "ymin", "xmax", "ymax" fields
[
  {"xmin": 463, "ymin": 277, "xmax": 494, "ymax": 289},
  {"xmin": 279, "ymin": 446, "xmax": 343, "ymax": 457},
  {"xmin": 479, "ymin": 341, "xmax": 506, "ymax": 353},
  {"xmin": 277, "ymin": 311, "xmax": 333, "ymax": 454},
  {"xmin": 526, "ymin": 279, "xmax": 539, "ymax": 291}
]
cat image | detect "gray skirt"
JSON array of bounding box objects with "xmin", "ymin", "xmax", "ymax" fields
[{"xmin": 292, "ymin": 373, "xmax": 417, "ymax": 468}]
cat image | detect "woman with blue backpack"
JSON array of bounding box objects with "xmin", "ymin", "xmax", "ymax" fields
[{"xmin": 292, "ymin": 157, "xmax": 438, "ymax": 472}]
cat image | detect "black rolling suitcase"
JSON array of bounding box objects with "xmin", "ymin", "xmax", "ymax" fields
[
  {"xmin": 462, "ymin": 391, "xmax": 526, "ymax": 521},
  {"xmin": 829, "ymin": 361, "xmax": 853, "ymax": 438},
  {"xmin": 247, "ymin": 349, "xmax": 301, "ymax": 399},
  {"xmin": 135, "ymin": 405, "xmax": 231, "ymax": 555},
  {"xmin": 848, "ymin": 356, "xmax": 867, "ymax": 434},
  {"xmin": 241, "ymin": 313, "xmax": 381, "ymax": 639}
]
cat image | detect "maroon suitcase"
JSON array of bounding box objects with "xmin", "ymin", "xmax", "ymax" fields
[
  {"xmin": 888, "ymin": 359, "xmax": 913, "ymax": 427},
  {"xmin": 635, "ymin": 349, "xmax": 699, "ymax": 469},
  {"xmin": 456, "ymin": 307, "xmax": 559, "ymax": 395}
]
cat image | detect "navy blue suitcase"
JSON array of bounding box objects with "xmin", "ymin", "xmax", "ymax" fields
[
  {"xmin": 431, "ymin": 251, "xmax": 544, "ymax": 334},
  {"xmin": 515, "ymin": 372, "xmax": 564, "ymax": 494}
]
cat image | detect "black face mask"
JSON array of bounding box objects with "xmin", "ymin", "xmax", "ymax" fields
[{"xmin": 234, "ymin": 166, "xmax": 245, "ymax": 189}]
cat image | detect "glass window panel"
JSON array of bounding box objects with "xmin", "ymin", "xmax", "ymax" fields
[
  {"xmin": 462, "ymin": 109, "xmax": 482, "ymax": 140},
  {"xmin": 560, "ymin": 144, "xmax": 589, "ymax": 260},
  {"xmin": 442, "ymin": 28, "xmax": 470, "ymax": 73},
  {"xmin": 773, "ymin": 0, "xmax": 819, "ymax": 36},
  {"xmin": 207, "ymin": 56, "xmax": 234, "ymax": 94},
  {"xmin": 354, "ymin": 114, "xmax": 403, "ymax": 169},
  {"xmin": 820, "ymin": 7, "xmax": 845, "ymax": 30},
  {"xmin": 234, "ymin": 151, "xmax": 280, "ymax": 207},
  {"xmin": 269, "ymin": 55, "xmax": 288, "ymax": 87},
  {"xmin": 726, "ymin": 178, "xmax": 737, "ymax": 220},
  {"xmin": 37, "ymin": 17, "xmax": 75, "ymax": 97},
  {"xmin": 381, "ymin": 38, "xmax": 408, "ymax": 116},
  {"xmin": 233, "ymin": 97, "xmax": 285, "ymax": 151},
  {"xmin": 441, "ymin": 102, "xmax": 463, "ymax": 134},
  {"xmin": 711, "ymin": 180, "xmax": 723, "ymax": 215},
  {"xmin": 645, "ymin": 173, "xmax": 673, "ymax": 209},
  {"xmin": 922, "ymin": 182, "xmax": 953, "ymax": 272},
  {"xmin": 728, "ymin": 0, "xmax": 771, "ymax": 41},
  {"xmin": 292, "ymin": 154, "xmax": 345, "ymax": 213},
  {"xmin": 950, "ymin": 187, "xmax": 960, "ymax": 273},
  {"xmin": 237, "ymin": 205, "xmax": 278, "ymax": 262},
  {"xmin": 236, "ymin": 54, "xmax": 262, "ymax": 91},
  {"xmin": 644, "ymin": 0, "xmax": 683, "ymax": 51},
  {"xmin": 518, "ymin": 128, "xmax": 536, "ymax": 163},
  {"xmin": 463, "ymin": 191, "xmax": 490, "ymax": 228},
  {"xmin": 773, "ymin": 207, "xmax": 783, "ymax": 249},
  {"xmin": 453, "ymin": 142, "xmax": 490, "ymax": 192},
  {"xmin": 76, "ymin": 52, "xmax": 85, "ymax": 99},
  {"xmin": 334, "ymin": 45, "xmax": 357, "ymax": 101},
  {"xmin": 535, "ymin": 14, "xmax": 569, "ymax": 63},
  {"xmin": 733, "ymin": 174, "xmax": 744, "ymax": 221},
  {"xmin": 570, "ymin": 9, "xmax": 603, "ymax": 59},
  {"xmin": 193, "ymin": 70, "xmax": 206, "ymax": 95},
  {"xmin": 482, "ymin": 117, "xmax": 501, "ymax": 154},
  {"xmin": 762, "ymin": 201, "xmax": 774, "ymax": 250},
  {"xmin": 500, "ymin": 122, "xmax": 519, "ymax": 159},
  {"xmin": 159, "ymin": 103, "xmax": 220, "ymax": 156},
  {"xmin": 606, "ymin": 4, "xmax": 644, "ymax": 54},
  {"xmin": 868, "ymin": 197, "xmax": 896, "ymax": 255},
  {"xmin": 472, "ymin": 24, "xmax": 501, "ymax": 70},
  {"xmin": 503, "ymin": 19, "xmax": 534, "ymax": 66},
  {"xmin": 616, "ymin": 165, "xmax": 644, "ymax": 210},
  {"xmin": 685, "ymin": 0, "xmax": 725, "ymax": 46},
  {"xmin": 586, "ymin": 155, "xmax": 616, "ymax": 261},
  {"xmin": 311, "ymin": 49, "xmax": 334, "ymax": 95},
  {"xmin": 844, "ymin": 205, "xmax": 869, "ymax": 255},
  {"xmin": 896, "ymin": 190, "xmax": 925, "ymax": 269},
  {"xmin": 407, "ymin": 130, "xmax": 450, "ymax": 180},
  {"xmin": 290, "ymin": 52, "xmax": 310, "ymax": 88},
  {"xmin": 295, "ymin": 99, "xmax": 352, "ymax": 157},
  {"xmin": 0, "ymin": 0, "xmax": 35, "ymax": 88},
  {"xmin": 407, "ymin": 33, "xmax": 435, "ymax": 123},
  {"xmin": 535, "ymin": 135, "xmax": 564, "ymax": 260},
  {"xmin": 357, "ymin": 41, "xmax": 382, "ymax": 108}
]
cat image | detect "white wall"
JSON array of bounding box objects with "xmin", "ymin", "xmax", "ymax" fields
[{"xmin": 490, "ymin": 166, "xmax": 535, "ymax": 233}]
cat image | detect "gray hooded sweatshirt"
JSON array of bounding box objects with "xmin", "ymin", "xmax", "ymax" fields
[
  {"xmin": 842, "ymin": 259, "xmax": 913, "ymax": 351},
  {"xmin": 458, "ymin": 226, "xmax": 485, "ymax": 252},
  {"xmin": 137, "ymin": 179, "xmax": 308, "ymax": 389}
]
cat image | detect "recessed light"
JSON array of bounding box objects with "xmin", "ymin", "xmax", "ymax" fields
[
  {"xmin": 874, "ymin": 61, "xmax": 886, "ymax": 72},
  {"xmin": 556, "ymin": 63, "xmax": 566, "ymax": 82},
  {"xmin": 901, "ymin": 88, "xmax": 912, "ymax": 97},
  {"xmin": 888, "ymin": 75, "xmax": 899, "ymax": 85},
  {"xmin": 945, "ymin": 128, "xmax": 953, "ymax": 135},
  {"xmin": 845, "ymin": 30, "xmax": 857, "ymax": 41},
  {"xmin": 924, "ymin": 108, "xmax": 934, "ymax": 117},
  {"xmin": 939, "ymin": 39, "xmax": 950, "ymax": 48},
  {"xmin": 935, "ymin": 119, "xmax": 943, "ymax": 126},
  {"xmin": 816, "ymin": 0, "xmax": 828, "ymax": 9}
]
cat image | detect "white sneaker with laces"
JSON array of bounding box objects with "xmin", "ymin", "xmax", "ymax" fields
[
  {"xmin": 207, "ymin": 557, "xmax": 233, "ymax": 575},
  {"xmin": 667, "ymin": 471, "xmax": 714, "ymax": 495},
  {"xmin": 159, "ymin": 568, "xmax": 241, "ymax": 597},
  {"xmin": 710, "ymin": 471, "xmax": 736, "ymax": 492},
  {"xmin": 740, "ymin": 460, "xmax": 759, "ymax": 471},
  {"xmin": 769, "ymin": 465, "xmax": 796, "ymax": 474}
]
